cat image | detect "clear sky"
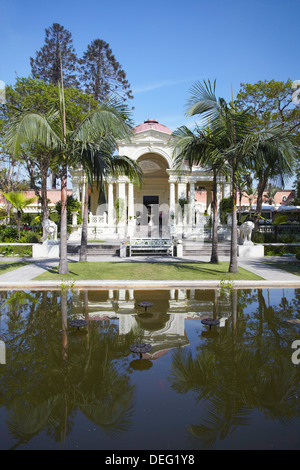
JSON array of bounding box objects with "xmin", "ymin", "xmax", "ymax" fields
[{"xmin": 1, "ymin": 0, "xmax": 299, "ymax": 132}]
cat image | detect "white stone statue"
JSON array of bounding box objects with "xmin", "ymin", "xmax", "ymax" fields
[
  {"xmin": 42, "ymin": 219, "xmax": 58, "ymax": 244},
  {"xmin": 239, "ymin": 221, "xmax": 255, "ymax": 245}
]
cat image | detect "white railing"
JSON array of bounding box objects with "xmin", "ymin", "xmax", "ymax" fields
[{"xmin": 88, "ymin": 213, "xmax": 107, "ymax": 225}]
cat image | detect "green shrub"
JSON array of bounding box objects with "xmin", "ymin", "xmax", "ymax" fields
[
  {"xmin": 0, "ymin": 226, "xmax": 18, "ymax": 242},
  {"xmin": 252, "ymin": 232, "xmax": 265, "ymax": 243},
  {"xmin": 0, "ymin": 245, "xmax": 32, "ymax": 257},
  {"xmin": 252, "ymin": 231, "xmax": 275, "ymax": 243},
  {"xmin": 264, "ymin": 244, "xmax": 300, "ymax": 256},
  {"xmin": 0, "ymin": 246, "xmax": 14, "ymax": 256},
  {"xmin": 0, "ymin": 225, "xmax": 42, "ymax": 243},
  {"xmin": 273, "ymin": 214, "xmax": 289, "ymax": 225},
  {"xmin": 55, "ymin": 196, "xmax": 82, "ymax": 226}
]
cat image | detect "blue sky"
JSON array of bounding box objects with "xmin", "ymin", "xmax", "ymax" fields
[{"xmin": 1, "ymin": 0, "xmax": 299, "ymax": 132}]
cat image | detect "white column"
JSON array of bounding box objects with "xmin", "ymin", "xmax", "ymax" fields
[
  {"xmin": 177, "ymin": 182, "xmax": 187, "ymax": 201},
  {"xmin": 127, "ymin": 182, "xmax": 134, "ymax": 236},
  {"xmin": 128, "ymin": 182, "xmax": 134, "ymax": 219},
  {"xmin": 169, "ymin": 182, "xmax": 175, "ymax": 215},
  {"xmin": 118, "ymin": 181, "xmax": 126, "ymax": 220},
  {"xmin": 117, "ymin": 180, "xmax": 126, "ymax": 238},
  {"xmin": 217, "ymin": 183, "xmax": 222, "ymax": 222},
  {"xmin": 169, "ymin": 181, "xmax": 176, "ymax": 236},
  {"xmin": 206, "ymin": 186, "xmax": 212, "ymax": 213},
  {"xmin": 223, "ymin": 182, "xmax": 231, "ymax": 199},
  {"xmin": 107, "ymin": 182, "xmax": 114, "ymax": 226},
  {"xmin": 189, "ymin": 182, "xmax": 195, "ymax": 227}
]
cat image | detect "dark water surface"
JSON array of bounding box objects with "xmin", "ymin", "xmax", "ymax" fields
[{"xmin": 0, "ymin": 287, "xmax": 300, "ymax": 450}]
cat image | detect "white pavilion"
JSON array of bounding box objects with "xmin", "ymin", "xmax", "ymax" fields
[{"xmin": 70, "ymin": 119, "xmax": 231, "ymax": 241}]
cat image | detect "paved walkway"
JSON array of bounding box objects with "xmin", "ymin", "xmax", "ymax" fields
[{"xmin": 0, "ymin": 253, "xmax": 299, "ymax": 288}]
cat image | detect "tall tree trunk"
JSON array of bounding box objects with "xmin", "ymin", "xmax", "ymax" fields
[
  {"xmin": 41, "ymin": 162, "xmax": 49, "ymax": 220},
  {"xmin": 17, "ymin": 210, "xmax": 21, "ymax": 239},
  {"xmin": 229, "ymin": 165, "xmax": 239, "ymax": 273},
  {"xmin": 41, "ymin": 166, "xmax": 49, "ymax": 242},
  {"xmin": 210, "ymin": 173, "xmax": 219, "ymax": 263},
  {"xmin": 58, "ymin": 45, "xmax": 69, "ymax": 274},
  {"xmin": 254, "ymin": 174, "xmax": 268, "ymax": 231},
  {"xmin": 239, "ymin": 190, "xmax": 242, "ymax": 223},
  {"xmin": 80, "ymin": 181, "xmax": 89, "ymax": 262},
  {"xmin": 58, "ymin": 167, "xmax": 69, "ymax": 274}
]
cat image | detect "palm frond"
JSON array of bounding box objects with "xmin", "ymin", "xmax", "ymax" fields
[
  {"xmin": 186, "ymin": 79, "xmax": 219, "ymax": 120},
  {"xmin": 5, "ymin": 109, "xmax": 63, "ymax": 156},
  {"xmin": 71, "ymin": 98, "xmax": 132, "ymax": 144}
]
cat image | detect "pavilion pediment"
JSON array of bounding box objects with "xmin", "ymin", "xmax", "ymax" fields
[{"xmin": 129, "ymin": 130, "xmax": 171, "ymax": 147}]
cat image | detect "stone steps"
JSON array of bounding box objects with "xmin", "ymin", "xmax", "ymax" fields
[
  {"xmin": 183, "ymin": 241, "xmax": 231, "ymax": 257},
  {"xmin": 67, "ymin": 241, "xmax": 231, "ymax": 258},
  {"xmin": 67, "ymin": 243, "xmax": 120, "ymax": 256}
]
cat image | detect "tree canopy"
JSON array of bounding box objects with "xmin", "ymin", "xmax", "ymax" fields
[
  {"xmin": 30, "ymin": 23, "xmax": 79, "ymax": 88},
  {"xmin": 30, "ymin": 23, "xmax": 133, "ymax": 104},
  {"xmin": 79, "ymin": 39, "xmax": 133, "ymax": 102}
]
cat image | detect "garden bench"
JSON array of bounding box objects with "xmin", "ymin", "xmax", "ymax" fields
[{"xmin": 128, "ymin": 238, "xmax": 174, "ymax": 256}]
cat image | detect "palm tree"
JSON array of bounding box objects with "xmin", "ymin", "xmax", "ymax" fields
[
  {"xmin": 244, "ymin": 186, "xmax": 257, "ymax": 216},
  {"xmin": 1, "ymin": 191, "xmax": 36, "ymax": 239},
  {"xmin": 78, "ymin": 140, "xmax": 143, "ymax": 262},
  {"xmin": 248, "ymin": 132, "xmax": 294, "ymax": 230},
  {"xmin": 172, "ymin": 125, "xmax": 229, "ymax": 263},
  {"xmin": 186, "ymin": 79, "xmax": 296, "ymax": 272},
  {"xmin": 265, "ymin": 186, "xmax": 277, "ymax": 205},
  {"xmin": 5, "ymin": 93, "xmax": 133, "ymax": 274}
]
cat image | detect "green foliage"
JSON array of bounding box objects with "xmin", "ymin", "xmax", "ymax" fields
[
  {"xmin": 236, "ymin": 79, "xmax": 300, "ymax": 133},
  {"xmin": 264, "ymin": 244, "xmax": 300, "ymax": 256},
  {"xmin": 235, "ymin": 79, "xmax": 298, "ymax": 220},
  {"xmin": 0, "ymin": 225, "xmax": 41, "ymax": 243},
  {"xmin": 29, "ymin": 23, "xmax": 133, "ymax": 103},
  {"xmin": 114, "ymin": 198, "xmax": 125, "ymax": 222},
  {"xmin": 0, "ymin": 245, "xmax": 32, "ymax": 257},
  {"xmin": 79, "ymin": 38, "xmax": 133, "ymax": 102},
  {"xmin": 220, "ymin": 197, "xmax": 233, "ymax": 223},
  {"xmin": 178, "ymin": 197, "xmax": 188, "ymax": 214},
  {"xmin": 0, "ymin": 225, "xmax": 18, "ymax": 242},
  {"xmin": 1, "ymin": 191, "xmax": 36, "ymax": 211},
  {"xmin": 55, "ymin": 196, "xmax": 82, "ymax": 226},
  {"xmin": 30, "ymin": 23, "xmax": 79, "ymax": 88},
  {"xmin": 273, "ymin": 214, "xmax": 289, "ymax": 225},
  {"xmin": 4, "ymin": 76, "xmax": 99, "ymax": 129}
]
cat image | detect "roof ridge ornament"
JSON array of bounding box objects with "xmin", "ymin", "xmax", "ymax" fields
[{"xmin": 144, "ymin": 119, "xmax": 159, "ymax": 124}]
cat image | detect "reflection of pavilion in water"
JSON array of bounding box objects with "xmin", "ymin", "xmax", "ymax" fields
[{"xmin": 74, "ymin": 289, "xmax": 231, "ymax": 358}]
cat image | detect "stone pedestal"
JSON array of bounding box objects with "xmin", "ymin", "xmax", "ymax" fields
[
  {"xmin": 32, "ymin": 242, "xmax": 60, "ymax": 258},
  {"xmin": 120, "ymin": 241, "xmax": 127, "ymax": 258},
  {"xmin": 238, "ymin": 244, "xmax": 264, "ymax": 258},
  {"xmin": 176, "ymin": 240, "xmax": 183, "ymax": 257}
]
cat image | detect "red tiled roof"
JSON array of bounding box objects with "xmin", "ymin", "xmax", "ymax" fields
[
  {"xmin": 0, "ymin": 189, "xmax": 73, "ymax": 205},
  {"xmin": 133, "ymin": 119, "xmax": 172, "ymax": 135}
]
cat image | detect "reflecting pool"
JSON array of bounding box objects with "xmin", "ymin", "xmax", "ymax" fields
[{"xmin": 0, "ymin": 287, "xmax": 300, "ymax": 450}]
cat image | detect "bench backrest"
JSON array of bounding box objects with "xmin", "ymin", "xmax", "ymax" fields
[{"xmin": 130, "ymin": 238, "xmax": 172, "ymax": 247}]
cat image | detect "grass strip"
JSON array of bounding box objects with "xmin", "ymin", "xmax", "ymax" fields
[
  {"xmin": 0, "ymin": 261, "xmax": 29, "ymax": 275},
  {"xmin": 34, "ymin": 261, "xmax": 263, "ymax": 281}
]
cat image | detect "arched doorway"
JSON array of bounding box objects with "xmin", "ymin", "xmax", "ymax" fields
[{"xmin": 135, "ymin": 153, "xmax": 170, "ymax": 237}]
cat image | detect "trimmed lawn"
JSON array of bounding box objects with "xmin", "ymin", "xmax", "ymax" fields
[
  {"xmin": 34, "ymin": 261, "xmax": 263, "ymax": 281},
  {"xmin": 0, "ymin": 261, "xmax": 29, "ymax": 275}
]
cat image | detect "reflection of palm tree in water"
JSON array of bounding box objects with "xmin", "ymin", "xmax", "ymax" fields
[
  {"xmin": 3, "ymin": 290, "xmax": 140, "ymax": 449},
  {"xmin": 168, "ymin": 289, "xmax": 300, "ymax": 449}
]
